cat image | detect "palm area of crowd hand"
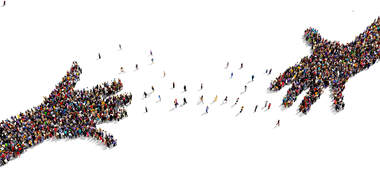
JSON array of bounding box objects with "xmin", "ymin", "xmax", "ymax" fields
[
  {"xmin": 269, "ymin": 17, "xmax": 380, "ymax": 114},
  {"xmin": 0, "ymin": 61, "xmax": 132, "ymax": 166}
]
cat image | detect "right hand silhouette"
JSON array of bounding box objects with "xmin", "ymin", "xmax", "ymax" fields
[
  {"xmin": 269, "ymin": 17, "xmax": 380, "ymax": 113},
  {"xmin": 0, "ymin": 61, "xmax": 132, "ymax": 166}
]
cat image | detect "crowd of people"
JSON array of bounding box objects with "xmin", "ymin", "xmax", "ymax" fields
[
  {"xmin": 0, "ymin": 62, "xmax": 132, "ymax": 166},
  {"xmin": 269, "ymin": 17, "xmax": 380, "ymax": 114}
]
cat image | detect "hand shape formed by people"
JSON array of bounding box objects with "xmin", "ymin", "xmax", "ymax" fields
[
  {"xmin": 269, "ymin": 17, "xmax": 380, "ymax": 114},
  {"xmin": 0, "ymin": 62, "xmax": 132, "ymax": 166}
]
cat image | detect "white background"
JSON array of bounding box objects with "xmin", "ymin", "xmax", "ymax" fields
[{"xmin": 1, "ymin": 0, "xmax": 380, "ymax": 180}]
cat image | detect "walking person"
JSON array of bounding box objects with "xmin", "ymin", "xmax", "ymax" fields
[
  {"xmin": 144, "ymin": 92, "xmax": 148, "ymax": 98},
  {"xmin": 98, "ymin": 53, "xmax": 101, "ymax": 60},
  {"xmin": 264, "ymin": 101, "xmax": 268, "ymax": 108},
  {"xmin": 200, "ymin": 83, "xmax": 203, "ymax": 90},
  {"xmin": 172, "ymin": 82, "xmax": 175, "ymax": 89},
  {"xmin": 184, "ymin": 85, "xmax": 187, "ymax": 92},
  {"xmin": 269, "ymin": 68, "xmax": 272, "ymax": 75},
  {"xmin": 226, "ymin": 61, "xmax": 229, "ymax": 69},
  {"xmin": 206, "ymin": 106, "xmax": 209, "ymax": 113},
  {"xmin": 244, "ymin": 85, "xmax": 247, "ymax": 92},
  {"xmin": 3, "ymin": 1, "xmax": 6, "ymax": 7},
  {"xmin": 268, "ymin": 103, "xmax": 272, "ymax": 110},
  {"xmin": 120, "ymin": 67, "xmax": 124, "ymax": 73},
  {"xmin": 150, "ymin": 50, "xmax": 153, "ymax": 56},
  {"xmin": 251, "ymin": 75, "xmax": 255, "ymax": 82},
  {"xmin": 119, "ymin": 44, "xmax": 122, "ymax": 50},
  {"xmin": 151, "ymin": 86, "xmax": 155, "ymax": 92},
  {"xmin": 200, "ymin": 95, "xmax": 204, "ymax": 104},
  {"xmin": 213, "ymin": 95, "xmax": 218, "ymax": 103},
  {"xmin": 230, "ymin": 72, "xmax": 234, "ymax": 79},
  {"xmin": 145, "ymin": 106, "xmax": 148, "ymax": 113},
  {"xmin": 151, "ymin": 58, "xmax": 154, "ymax": 64},
  {"xmin": 163, "ymin": 71, "xmax": 166, "ymax": 78},
  {"xmin": 240, "ymin": 63, "xmax": 244, "ymax": 69},
  {"xmin": 158, "ymin": 95, "xmax": 161, "ymax": 102},
  {"xmin": 240, "ymin": 106, "xmax": 244, "ymax": 113},
  {"xmin": 174, "ymin": 99, "xmax": 179, "ymax": 108},
  {"xmin": 183, "ymin": 98, "xmax": 187, "ymax": 105},
  {"xmin": 135, "ymin": 64, "xmax": 139, "ymax": 70},
  {"xmin": 235, "ymin": 97, "xmax": 240, "ymax": 105},
  {"xmin": 224, "ymin": 96, "xmax": 228, "ymax": 103},
  {"xmin": 254, "ymin": 105, "xmax": 258, "ymax": 112},
  {"xmin": 274, "ymin": 120, "xmax": 280, "ymax": 128}
]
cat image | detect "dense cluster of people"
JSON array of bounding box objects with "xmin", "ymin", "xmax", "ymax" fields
[
  {"xmin": 0, "ymin": 62, "xmax": 132, "ymax": 166},
  {"xmin": 269, "ymin": 17, "xmax": 380, "ymax": 114}
]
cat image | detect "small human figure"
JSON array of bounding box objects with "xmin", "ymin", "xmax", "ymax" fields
[
  {"xmin": 265, "ymin": 69, "xmax": 268, "ymax": 74},
  {"xmin": 274, "ymin": 120, "xmax": 280, "ymax": 128},
  {"xmin": 200, "ymin": 83, "xmax": 203, "ymax": 90},
  {"xmin": 183, "ymin": 98, "xmax": 187, "ymax": 105},
  {"xmin": 269, "ymin": 68, "xmax": 272, "ymax": 75},
  {"xmin": 240, "ymin": 63, "xmax": 243, "ymax": 69},
  {"xmin": 174, "ymin": 99, "xmax": 179, "ymax": 108},
  {"xmin": 230, "ymin": 72, "xmax": 234, "ymax": 79},
  {"xmin": 158, "ymin": 95, "xmax": 161, "ymax": 102},
  {"xmin": 163, "ymin": 71, "xmax": 166, "ymax": 78},
  {"xmin": 98, "ymin": 53, "xmax": 101, "ymax": 60},
  {"xmin": 150, "ymin": 50, "xmax": 153, "ymax": 56},
  {"xmin": 120, "ymin": 67, "xmax": 124, "ymax": 73},
  {"xmin": 172, "ymin": 82, "xmax": 175, "ymax": 89},
  {"xmin": 145, "ymin": 106, "xmax": 148, "ymax": 113},
  {"xmin": 226, "ymin": 62, "xmax": 229, "ymax": 69},
  {"xmin": 3, "ymin": 1, "xmax": 6, "ymax": 7},
  {"xmin": 151, "ymin": 86, "xmax": 155, "ymax": 92},
  {"xmin": 251, "ymin": 75, "xmax": 255, "ymax": 82},
  {"xmin": 224, "ymin": 96, "xmax": 228, "ymax": 103},
  {"xmin": 254, "ymin": 105, "xmax": 258, "ymax": 112},
  {"xmin": 268, "ymin": 103, "xmax": 271, "ymax": 110},
  {"xmin": 206, "ymin": 106, "xmax": 209, "ymax": 113},
  {"xmin": 200, "ymin": 95, "xmax": 204, "ymax": 104},
  {"xmin": 144, "ymin": 92, "xmax": 148, "ymax": 98},
  {"xmin": 184, "ymin": 85, "xmax": 187, "ymax": 92},
  {"xmin": 119, "ymin": 44, "xmax": 122, "ymax": 50},
  {"xmin": 264, "ymin": 100, "xmax": 268, "ymax": 108},
  {"xmin": 136, "ymin": 64, "xmax": 139, "ymax": 70},
  {"xmin": 244, "ymin": 85, "xmax": 247, "ymax": 92},
  {"xmin": 235, "ymin": 97, "xmax": 240, "ymax": 105},
  {"xmin": 151, "ymin": 58, "xmax": 154, "ymax": 64},
  {"xmin": 213, "ymin": 95, "xmax": 218, "ymax": 103}
]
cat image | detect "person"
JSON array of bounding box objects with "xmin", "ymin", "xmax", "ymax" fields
[
  {"xmin": 98, "ymin": 53, "xmax": 101, "ymax": 60},
  {"xmin": 200, "ymin": 95, "xmax": 204, "ymax": 104},
  {"xmin": 151, "ymin": 58, "xmax": 154, "ymax": 64},
  {"xmin": 158, "ymin": 95, "xmax": 161, "ymax": 102},
  {"xmin": 264, "ymin": 101, "xmax": 268, "ymax": 108},
  {"xmin": 269, "ymin": 68, "xmax": 272, "ymax": 74},
  {"xmin": 240, "ymin": 63, "xmax": 243, "ymax": 69},
  {"xmin": 251, "ymin": 75, "xmax": 255, "ymax": 82},
  {"xmin": 2, "ymin": 0, "xmax": 5, "ymax": 7},
  {"xmin": 240, "ymin": 106, "xmax": 244, "ymax": 113},
  {"xmin": 184, "ymin": 85, "xmax": 187, "ymax": 92},
  {"xmin": 163, "ymin": 71, "xmax": 166, "ymax": 78},
  {"xmin": 230, "ymin": 72, "xmax": 234, "ymax": 79},
  {"xmin": 151, "ymin": 86, "xmax": 155, "ymax": 92},
  {"xmin": 244, "ymin": 85, "xmax": 247, "ymax": 92},
  {"xmin": 150, "ymin": 50, "xmax": 153, "ymax": 56},
  {"xmin": 144, "ymin": 92, "xmax": 147, "ymax": 98},
  {"xmin": 226, "ymin": 61, "xmax": 229, "ymax": 69},
  {"xmin": 145, "ymin": 106, "xmax": 148, "ymax": 113},
  {"xmin": 206, "ymin": 106, "xmax": 209, "ymax": 113},
  {"xmin": 120, "ymin": 67, "xmax": 124, "ymax": 73},
  {"xmin": 172, "ymin": 82, "xmax": 175, "ymax": 89},
  {"xmin": 224, "ymin": 96, "xmax": 228, "ymax": 103},
  {"xmin": 275, "ymin": 120, "xmax": 280, "ymax": 128},
  {"xmin": 268, "ymin": 103, "xmax": 272, "ymax": 110},
  {"xmin": 135, "ymin": 64, "xmax": 139, "ymax": 70},
  {"xmin": 174, "ymin": 99, "xmax": 179, "ymax": 108},
  {"xmin": 183, "ymin": 98, "xmax": 187, "ymax": 105},
  {"xmin": 200, "ymin": 83, "xmax": 203, "ymax": 90},
  {"xmin": 254, "ymin": 105, "xmax": 258, "ymax": 112},
  {"xmin": 235, "ymin": 97, "xmax": 239, "ymax": 105},
  {"xmin": 265, "ymin": 69, "xmax": 268, "ymax": 74},
  {"xmin": 119, "ymin": 44, "xmax": 122, "ymax": 50},
  {"xmin": 213, "ymin": 95, "xmax": 218, "ymax": 103}
]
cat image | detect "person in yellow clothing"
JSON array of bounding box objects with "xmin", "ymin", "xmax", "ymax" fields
[{"xmin": 213, "ymin": 95, "xmax": 218, "ymax": 103}]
